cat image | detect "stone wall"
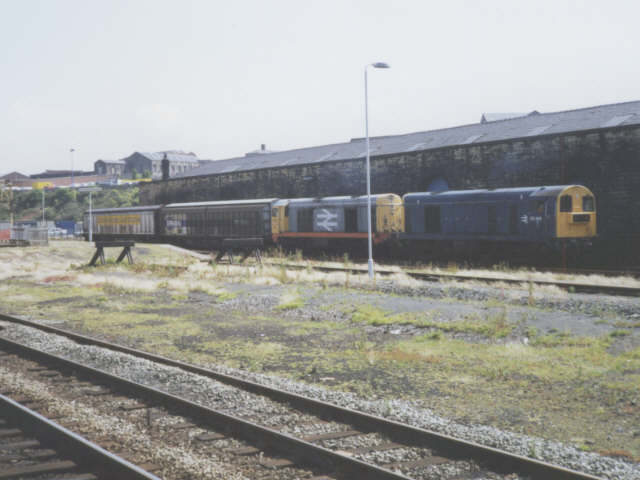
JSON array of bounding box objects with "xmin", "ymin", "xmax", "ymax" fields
[{"xmin": 140, "ymin": 125, "xmax": 640, "ymax": 256}]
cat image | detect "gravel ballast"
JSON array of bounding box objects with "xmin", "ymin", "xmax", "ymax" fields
[{"xmin": 1, "ymin": 320, "xmax": 637, "ymax": 480}]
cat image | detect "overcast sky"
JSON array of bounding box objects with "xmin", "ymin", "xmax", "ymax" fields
[{"xmin": 1, "ymin": 0, "xmax": 638, "ymax": 175}]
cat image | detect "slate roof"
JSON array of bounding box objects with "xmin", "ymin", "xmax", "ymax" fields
[
  {"xmin": 96, "ymin": 159, "xmax": 125, "ymax": 165},
  {"xmin": 1, "ymin": 171, "xmax": 30, "ymax": 181},
  {"xmin": 137, "ymin": 151, "xmax": 200, "ymax": 163},
  {"xmin": 176, "ymin": 100, "xmax": 640, "ymax": 179}
]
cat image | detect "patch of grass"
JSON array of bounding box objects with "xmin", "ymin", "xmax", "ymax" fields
[
  {"xmin": 351, "ymin": 305, "xmax": 389, "ymax": 324},
  {"xmin": 532, "ymin": 332, "xmax": 601, "ymax": 348},
  {"xmin": 485, "ymin": 307, "xmax": 511, "ymax": 338},
  {"xmin": 101, "ymin": 283, "xmax": 142, "ymax": 296},
  {"xmin": 216, "ymin": 291, "xmax": 237, "ymax": 302},
  {"xmin": 609, "ymin": 329, "xmax": 630, "ymax": 338},
  {"xmin": 484, "ymin": 297, "xmax": 506, "ymax": 308},
  {"xmin": 350, "ymin": 306, "xmax": 514, "ymax": 339},
  {"xmin": 275, "ymin": 290, "xmax": 304, "ymax": 311}
]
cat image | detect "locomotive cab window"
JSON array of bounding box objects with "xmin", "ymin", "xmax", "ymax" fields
[
  {"xmin": 272, "ymin": 208, "xmax": 278, "ymax": 218},
  {"xmin": 531, "ymin": 200, "xmax": 545, "ymax": 215},
  {"xmin": 424, "ymin": 206, "xmax": 441, "ymax": 234},
  {"xmin": 560, "ymin": 195, "xmax": 572, "ymax": 212},
  {"xmin": 583, "ymin": 196, "xmax": 594, "ymax": 212}
]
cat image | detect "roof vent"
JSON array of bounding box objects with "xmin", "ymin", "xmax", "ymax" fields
[{"xmin": 245, "ymin": 144, "xmax": 276, "ymax": 157}]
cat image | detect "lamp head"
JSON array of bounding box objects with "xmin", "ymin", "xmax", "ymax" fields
[{"xmin": 371, "ymin": 62, "xmax": 390, "ymax": 69}]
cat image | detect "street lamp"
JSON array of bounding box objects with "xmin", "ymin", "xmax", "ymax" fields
[
  {"xmin": 364, "ymin": 61, "xmax": 390, "ymax": 280},
  {"xmin": 79, "ymin": 187, "xmax": 102, "ymax": 242},
  {"xmin": 70, "ymin": 148, "xmax": 75, "ymax": 187}
]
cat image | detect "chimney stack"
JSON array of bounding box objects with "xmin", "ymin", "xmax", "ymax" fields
[
  {"xmin": 261, "ymin": 144, "xmax": 266, "ymax": 151},
  {"xmin": 161, "ymin": 153, "xmax": 170, "ymax": 181}
]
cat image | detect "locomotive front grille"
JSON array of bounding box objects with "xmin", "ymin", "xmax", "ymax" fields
[{"xmin": 572, "ymin": 214, "xmax": 590, "ymax": 223}]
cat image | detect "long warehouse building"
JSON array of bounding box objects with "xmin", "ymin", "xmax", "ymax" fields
[{"xmin": 140, "ymin": 100, "xmax": 640, "ymax": 263}]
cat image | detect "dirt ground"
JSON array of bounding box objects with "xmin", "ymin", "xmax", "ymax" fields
[{"xmin": 1, "ymin": 241, "xmax": 639, "ymax": 462}]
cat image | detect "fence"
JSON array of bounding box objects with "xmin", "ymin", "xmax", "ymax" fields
[{"xmin": 10, "ymin": 227, "xmax": 49, "ymax": 246}]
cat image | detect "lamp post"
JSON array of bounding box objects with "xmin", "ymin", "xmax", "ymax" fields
[
  {"xmin": 79, "ymin": 187, "xmax": 102, "ymax": 243},
  {"xmin": 364, "ymin": 61, "xmax": 390, "ymax": 280},
  {"xmin": 70, "ymin": 148, "xmax": 75, "ymax": 187}
]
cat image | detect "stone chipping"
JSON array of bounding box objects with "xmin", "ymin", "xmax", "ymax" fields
[{"xmin": 1, "ymin": 320, "xmax": 638, "ymax": 479}]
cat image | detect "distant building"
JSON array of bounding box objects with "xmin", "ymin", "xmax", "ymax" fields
[
  {"xmin": 94, "ymin": 160, "xmax": 125, "ymax": 178},
  {"xmin": 117, "ymin": 150, "xmax": 206, "ymax": 180},
  {"xmin": 30, "ymin": 169, "xmax": 94, "ymax": 179},
  {"xmin": 0, "ymin": 171, "xmax": 32, "ymax": 187}
]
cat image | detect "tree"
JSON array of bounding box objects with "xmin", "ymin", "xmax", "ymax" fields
[
  {"xmin": 143, "ymin": 169, "xmax": 151, "ymax": 179},
  {"xmin": 131, "ymin": 168, "xmax": 139, "ymax": 179}
]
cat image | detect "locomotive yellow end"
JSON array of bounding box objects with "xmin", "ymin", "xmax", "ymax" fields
[
  {"xmin": 556, "ymin": 185, "xmax": 596, "ymax": 238},
  {"xmin": 376, "ymin": 194, "xmax": 404, "ymax": 233}
]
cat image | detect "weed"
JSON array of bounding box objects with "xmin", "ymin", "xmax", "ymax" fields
[
  {"xmin": 610, "ymin": 330, "xmax": 630, "ymax": 338},
  {"xmin": 445, "ymin": 261, "xmax": 458, "ymax": 273},
  {"xmin": 351, "ymin": 305, "xmax": 389, "ymax": 325},
  {"xmin": 486, "ymin": 307, "xmax": 511, "ymax": 338},
  {"xmin": 216, "ymin": 291, "xmax": 237, "ymax": 302},
  {"xmin": 274, "ymin": 266, "xmax": 290, "ymax": 284},
  {"xmin": 485, "ymin": 298, "xmax": 505, "ymax": 308},
  {"xmin": 426, "ymin": 331, "xmax": 442, "ymax": 340},
  {"xmin": 275, "ymin": 290, "xmax": 304, "ymax": 310}
]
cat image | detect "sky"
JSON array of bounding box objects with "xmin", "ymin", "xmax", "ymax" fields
[{"xmin": 1, "ymin": 0, "xmax": 639, "ymax": 175}]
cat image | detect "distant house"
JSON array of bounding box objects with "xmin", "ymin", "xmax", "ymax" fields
[
  {"xmin": 0, "ymin": 171, "xmax": 32, "ymax": 187},
  {"xmin": 118, "ymin": 151, "xmax": 204, "ymax": 180},
  {"xmin": 94, "ymin": 160, "xmax": 126, "ymax": 178}
]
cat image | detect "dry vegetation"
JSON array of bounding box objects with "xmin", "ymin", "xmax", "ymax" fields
[{"xmin": 1, "ymin": 241, "xmax": 639, "ymax": 463}]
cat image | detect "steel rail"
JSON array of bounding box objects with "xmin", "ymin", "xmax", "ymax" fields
[
  {"xmin": 0, "ymin": 335, "xmax": 411, "ymax": 480},
  {"xmin": 264, "ymin": 262, "xmax": 640, "ymax": 297},
  {"xmin": 0, "ymin": 393, "xmax": 160, "ymax": 480},
  {"xmin": 0, "ymin": 313, "xmax": 603, "ymax": 480}
]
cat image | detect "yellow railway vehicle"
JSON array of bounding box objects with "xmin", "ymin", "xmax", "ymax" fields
[{"xmin": 272, "ymin": 194, "xmax": 403, "ymax": 247}]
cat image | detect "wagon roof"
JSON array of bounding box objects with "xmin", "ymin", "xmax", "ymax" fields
[
  {"xmin": 286, "ymin": 194, "xmax": 399, "ymax": 205},
  {"xmin": 163, "ymin": 198, "xmax": 277, "ymax": 208},
  {"xmin": 85, "ymin": 205, "xmax": 162, "ymax": 214},
  {"xmin": 403, "ymin": 185, "xmax": 582, "ymax": 201}
]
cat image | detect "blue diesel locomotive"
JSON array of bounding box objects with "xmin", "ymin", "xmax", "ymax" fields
[{"xmin": 401, "ymin": 185, "xmax": 596, "ymax": 250}]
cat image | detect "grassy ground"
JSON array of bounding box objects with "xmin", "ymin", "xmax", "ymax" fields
[{"xmin": 1, "ymin": 241, "xmax": 639, "ymax": 462}]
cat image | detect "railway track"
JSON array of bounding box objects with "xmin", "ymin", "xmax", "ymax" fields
[
  {"xmin": 257, "ymin": 261, "xmax": 640, "ymax": 297},
  {"xmin": 189, "ymin": 246, "xmax": 640, "ymax": 296},
  {"xmin": 0, "ymin": 390, "xmax": 159, "ymax": 480},
  {"xmin": 0, "ymin": 313, "xmax": 606, "ymax": 480}
]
